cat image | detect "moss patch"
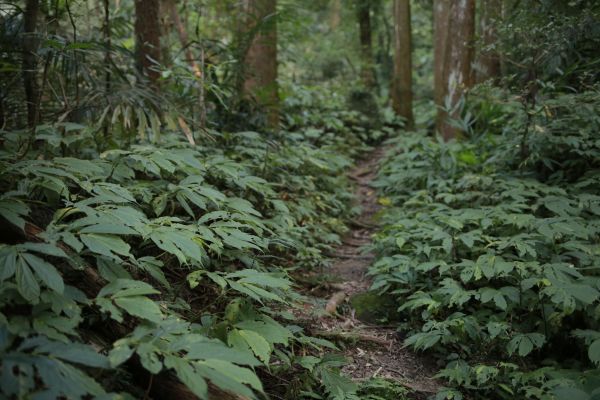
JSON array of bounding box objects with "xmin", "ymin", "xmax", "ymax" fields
[{"xmin": 350, "ymin": 292, "xmax": 400, "ymax": 324}]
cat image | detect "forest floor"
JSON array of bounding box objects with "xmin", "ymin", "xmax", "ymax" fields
[{"xmin": 296, "ymin": 147, "xmax": 441, "ymax": 398}]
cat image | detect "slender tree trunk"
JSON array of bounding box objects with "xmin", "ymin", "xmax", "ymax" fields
[
  {"xmin": 437, "ymin": 0, "xmax": 476, "ymax": 141},
  {"xmin": 22, "ymin": 0, "xmax": 40, "ymax": 128},
  {"xmin": 165, "ymin": 0, "xmax": 202, "ymax": 78},
  {"xmin": 243, "ymin": 0, "xmax": 279, "ymax": 129},
  {"xmin": 134, "ymin": 0, "xmax": 162, "ymax": 84},
  {"xmin": 102, "ymin": 0, "xmax": 111, "ymax": 139},
  {"xmin": 357, "ymin": 1, "xmax": 376, "ymax": 88},
  {"xmin": 433, "ymin": 0, "xmax": 450, "ymax": 112},
  {"xmin": 475, "ymin": 0, "xmax": 501, "ymax": 83},
  {"xmin": 391, "ymin": 0, "xmax": 414, "ymax": 129},
  {"xmin": 159, "ymin": 0, "xmax": 173, "ymax": 66}
]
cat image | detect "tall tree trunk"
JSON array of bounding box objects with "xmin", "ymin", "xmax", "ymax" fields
[
  {"xmin": 243, "ymin": 0, "xmax": 279, "ymax": 129},
  {"xmin": 357, "ymin": 1, "xmax": 376, "ymax": 88},
  {"xmin": 134, "ymin": 0, "xmax": 162, "ymax": 84},
  {"xmin": 475, "ymin": 0, "xmax": 501, "ymax": 83},
  {"xmin": 102, "ymin": 0, "xmax": 111, "ymax": 139},
  {"xmin": 433, "ymin": 0, "xmax": 450, "ymax": 110},
  {"xmin": 22, "ymin": 0, "xmax": 40, "ymax": 128},
  {"xmin": 391, "ymin": 0, "xmax": 414, "ymax": 129},
  {"xmin": 159, "ymin": 0, "xmax": 173, "ymax": 66},
  {"xmin": 437, "ymin": 0, "xmax": 476, "ymax": 141}
]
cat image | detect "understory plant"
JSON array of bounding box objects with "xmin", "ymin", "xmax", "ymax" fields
[
  {"xmin": 369, "ymin": 85, "xmax": 600, "ymax": 400},
  {"xmin": 0, "ymin": 85, "xmax": 377, "ymax": 399}
]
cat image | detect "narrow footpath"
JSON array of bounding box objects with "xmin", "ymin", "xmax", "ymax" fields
[{"xmin": 300, "ymin": 147, "xmax": 441, "ymax": 398}]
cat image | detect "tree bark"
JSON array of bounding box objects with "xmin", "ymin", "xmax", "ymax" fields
[
  {"xmin": 475, "ymin": 0, "xmax": 501, "ymax": 83},
  {"xmin": 159, "ymin": 0, "xmax": 173, "ymax": 66},
  {"xmin": 134, "ymin": 0, "xmax": 162, "ymax": 84},
  {"xmin": 433, "ymin": 0, "xmax": 450, "ymax": 109},
  {"xmin": 357, "ymin": 1, "xmax": 376, "ymax": 88},
  {"xmin": 391, "ymin": 0, "xmax": 414, "ymax": 129},
  {"xmin": 102, "ymin": 0, "xmax": 111, "ymax": 139},
  {"xmin": 437, "ymin": 0, "xmax": 476, "ymax": 141},
  {"xmin": 242, "ymin": 0, "xmax": 279, "ymax": 129},
  {"xmin": 22, "ymin": 0, "xmax": 40, "ymax": 128}
]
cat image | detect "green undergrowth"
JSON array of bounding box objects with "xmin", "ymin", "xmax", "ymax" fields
[
  {"xmin": 357, "ymin": 379, "xmax": 411, "ymax": 400},
  {"xmin": 370, "ymin": 86, "xmax": 600, "ymax": 399},
  {"xmin": 0, "ymin": 84, "xmax": 405, "ymax": 399}
]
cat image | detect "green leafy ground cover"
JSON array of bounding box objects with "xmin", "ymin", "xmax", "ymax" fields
[
  {"xmin": 369, "ymin": 86, "xmax": 600, "ymax": 400},
  {"xmin": 0, "ymin": 85, "xmax": 404, "ymax": 399}
]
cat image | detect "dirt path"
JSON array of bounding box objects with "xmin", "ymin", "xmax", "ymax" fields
[{"xmin": 301, "ymin": 147, "xmax": 441, "ymax": 397}]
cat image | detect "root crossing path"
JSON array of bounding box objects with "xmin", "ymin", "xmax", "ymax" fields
[{"xmin": 303, "ymin": 147, "xmax": 441, "ymax": 397}]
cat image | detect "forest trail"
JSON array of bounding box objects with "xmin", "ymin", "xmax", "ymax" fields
[{"xmin": 301, "ymin": 147, "xmax": 441, "ymax": 397}]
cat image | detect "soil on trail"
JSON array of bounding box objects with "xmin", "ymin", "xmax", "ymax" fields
[{"xmin": 301, "ymin": 147, "xmax": 441, "ymax": 397}]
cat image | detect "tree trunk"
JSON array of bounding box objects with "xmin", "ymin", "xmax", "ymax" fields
[
  {"xmin": 357, "ymin": 1, "xmax": 376, "ymax": 88},
  {"xmin": 102, "ymin": 0, "xmax": 111, "ymax": 139},
  {"xmin": 391, "ymin": 0, "xmax": 414, "ymax": 129},
  {"xmin": 433, "ymin": 0, "xmax": 450, "ymax": 110},
  {"xmin": 22, "ymin": 0, "xmax": 40, "ymax": 128},
  {"xmin": 165, "ymin": 0, "xmax": 201, "ymax": 79},
  {"xmin": 134, "ymin": 0, "xmax": 162, "ymax": 84},
  {"xmin": 243, "ymin": 0, "xmax": 279, "ymax": 129},
  {"xmin": 159, "ymin": 0, "xmax": 173, "ymax": 66},
  {"xmin": 475, "ymin": 0, "xmax": 501, "ymax": 83},
  {"xmin": 437, "ymin": 0, "xmax": 476, "ymax": 141}
]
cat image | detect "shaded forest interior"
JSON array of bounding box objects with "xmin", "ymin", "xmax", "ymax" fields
[{"xmin": 1, "ymin": 1, "xmax": 600, "ymax": 399}]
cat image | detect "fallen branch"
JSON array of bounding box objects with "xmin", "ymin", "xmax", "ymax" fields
[{"xmin": 312, "ymin": 330, "xmax": 392, "ymax": 346}]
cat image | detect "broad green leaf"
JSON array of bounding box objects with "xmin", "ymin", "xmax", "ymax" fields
[
  {"xmin": 0, "ymin": 246, "xmax": 18, "ymax": 280},
  {"xmin": 136, "ymin": 342, "xmax": 162, "ymax": 374},
  {"xmin": 20, "ymin": 243, "xmax": 67, "ymax": 258},
  {"xmin": 98, "ymin": 279, "xmax": 160, "ymax": 298},
  {"xmin": 114, "ymin": 296, "xmax": 163, "ymax": 322},
  {"xmin": 0, "ymin": 199, "xmax": 29, "ymax": 230},
  {"xmin": 21, "ymin": 253, "xmax": 64, "ymax": 294},
  {"xmin": 199, "ymin": 359, "xmax": 263, "ymax": 392},
  {"xmin": 238, "ymin": 330, "xmax": 271, "ymax": 363},
  {"xmin": 80, "ymin": 234, "xmax": 131, "ymax": 259},
  {"xmin": 186, "ymin": 341, "xmax": 260, "ymax": 366},
  {"xmin": 16, "ymin": 261, "xmax": 40, "ymax": 303},
  {"xmin": 588, "ymin": 339, "xmax": 600, "ymax": 366},
  {"xmin": 164, "ymin": 356, "xmax": 208, "ymax": 399},
  {"xmin": 109, "ymin": 345, "xmax": 134, "ymax": 367}
]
